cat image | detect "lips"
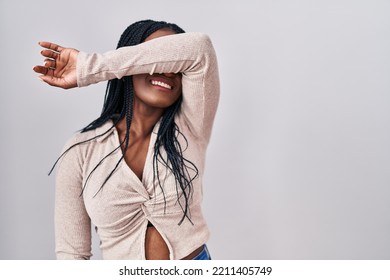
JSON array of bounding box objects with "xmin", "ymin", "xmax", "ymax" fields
[
  {"xmin": 148, "ymin": 75, "xmax": 175, "ymax": 91},
  {"xmin": 150, "ymin": 79, "xmax": 172, "ymax": 90}
]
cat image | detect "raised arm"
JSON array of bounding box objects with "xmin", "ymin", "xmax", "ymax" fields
[
  {"xmin": 76, "ymin": 33, "xmax": 216, "ymax": 85},
  {"xmin": 35, "ymin": 32, "xmax": 220, "ymax": 141},
  {"xmin": 77, "ymin": 32, "xmax": 220, "ymax": 141}
]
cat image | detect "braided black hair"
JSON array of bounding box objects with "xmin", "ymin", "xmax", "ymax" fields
[{"xmin": 50, "ymin": 20, "xmax": 198, "ymax": 225}]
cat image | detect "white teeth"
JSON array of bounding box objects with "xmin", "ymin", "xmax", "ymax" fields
[{"xmin": 151, "ymin": 80, "xmax": 172, "ymax": 89}]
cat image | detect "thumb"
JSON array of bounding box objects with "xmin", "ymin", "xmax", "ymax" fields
[{"xmin": 38, "ymin": 75, "xmax": 62, "ymax": 88}]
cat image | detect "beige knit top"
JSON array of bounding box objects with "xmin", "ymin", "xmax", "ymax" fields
[{"xmin": 55, "ymin": 33, "xmax": 220, "ymax": 260}]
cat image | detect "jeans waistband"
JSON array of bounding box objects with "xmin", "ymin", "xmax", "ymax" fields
[{"xmin": 192, "ymin": 244, "xmax": 211, "ymax": 260}]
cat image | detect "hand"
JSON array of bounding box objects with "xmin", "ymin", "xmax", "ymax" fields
[{"xmin": 33, "ymin": 42, "xmax": 79, "ymax": 89}]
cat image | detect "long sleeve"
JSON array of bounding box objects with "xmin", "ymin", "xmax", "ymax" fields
[
  {"xmin": 54, "ymin": 139, "xmax": 92, "ymax": 260},
  {"xmin": 76, "ymin": 32, "xmax": 220, "ymax": 143}
]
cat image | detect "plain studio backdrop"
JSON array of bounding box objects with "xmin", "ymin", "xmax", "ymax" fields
[{"xmin": 0, "ymin": 0, "xmax": 389, "ymax": 260}]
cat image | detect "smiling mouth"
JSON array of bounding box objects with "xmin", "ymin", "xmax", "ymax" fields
[{"xmin": 150, "ymin": 80, "xmax": 173, "ymax": 90}]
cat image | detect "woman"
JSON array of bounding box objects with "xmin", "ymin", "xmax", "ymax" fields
[{"xmin": 33, "ymin": 20, "xmax": 219, "ymax": 260}]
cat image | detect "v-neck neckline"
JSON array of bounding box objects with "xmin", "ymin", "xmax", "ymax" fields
[{"xmin": 111, "ymin": 118, "xmax": 161, "ymax": 187}]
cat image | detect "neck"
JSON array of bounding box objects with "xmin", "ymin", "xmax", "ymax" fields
[{"xmin": 116, "ymin": 98, "xmax": 164, "ymax": 138}]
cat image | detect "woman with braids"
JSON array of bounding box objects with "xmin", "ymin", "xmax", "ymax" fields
[{"xmin": 33, "ymin": 20, "xmax": 219, "ymax": 260}]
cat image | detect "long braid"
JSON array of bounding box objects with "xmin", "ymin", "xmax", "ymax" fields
[
  {"xmin": 153, "ymin": 97, "xmax": 198, "ymax": 225},
  {"xmin": 51, "ymin": 20, "xmax": 198, "ymax": 224}
]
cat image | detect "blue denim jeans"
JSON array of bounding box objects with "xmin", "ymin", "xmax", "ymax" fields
[{"xmin": 192, "ymin": 245, "xmax": 211, "ymax": 260}]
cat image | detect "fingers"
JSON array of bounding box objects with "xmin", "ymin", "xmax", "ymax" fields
[
  {"xmin": 38, "ymin": 41, "xmax": 64, "ymax": 52},
  {"xmin": 43, "ymin": 58, "xmax": 56, "ymax": 69},
  {"xmin": 35, "ymin": 41, "xmax": 78, "ymax": 89},
  {"xmin": 33, "ymin": 65, "xmax": 48, "ymax": 75},
  {"xmin": 33, "ymin": 58, "xmax": 55, "ymax": 75},
  {"xmin": 40, "ymin": 49, "xmax": 59, "ymax": 59},
  {"xmin": 33, "ymin": 65, "xmax": 55, "ymax": 77},
  {"xmin": 38, "ymin": 75, "xmax": 61, "ymax": 87},
  {"xmin": 39, "ymin": 41, "xmax": 65, "ymax": 60}
]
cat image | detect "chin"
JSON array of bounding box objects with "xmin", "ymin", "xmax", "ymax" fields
[
  {"xmin": 146, "ymin": 99, "xmax": 178, "ymax": 109},
  {"xmin": 137, "ymin": 92, "xmax": 181, "ymax": 109}
]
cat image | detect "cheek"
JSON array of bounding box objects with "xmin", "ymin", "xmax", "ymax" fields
[
  {"xmin": 174, "ymin": 77, "xmax": 183, "ymax": 97},
  {"xmin": 132, "ymin": 74, "xmax": 148, "ymax": 91}
]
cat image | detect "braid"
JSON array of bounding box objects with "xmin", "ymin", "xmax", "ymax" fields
[
  {"xmin": 51, "ymin": 20, "xmax": 198, "ymax": 224},
  {"xmin": 153, "ymin": 97, "xmax": 198, "ymax": 225}
]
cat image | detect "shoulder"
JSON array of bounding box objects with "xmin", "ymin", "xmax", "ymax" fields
[
  {"xmin": 56, "ymin": 120, "xmax": 115, "ymax": 172},
  {"xmin": 62, "ymin": 129, "xmax": 95, "ymax": 152},
  {"xmin": 61, "ymin": 120, "xmax": 115, "ymax": 153}
]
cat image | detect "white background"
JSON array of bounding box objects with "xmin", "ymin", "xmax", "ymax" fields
[{"xmin": 0, "ymin": 0, "xmax": 389, "ymax": 259}]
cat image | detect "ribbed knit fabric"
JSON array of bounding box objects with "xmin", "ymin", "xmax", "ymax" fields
[{"xmin": 55, "ymin": 33, "xmax": 220, "ymax": 260}]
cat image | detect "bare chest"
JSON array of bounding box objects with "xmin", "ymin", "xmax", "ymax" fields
[{"xmin": 121, "ymin": 134, "xmax": 151, "ymax": 181}]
